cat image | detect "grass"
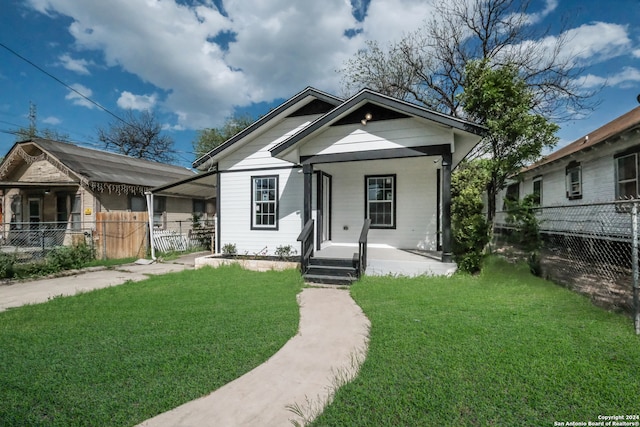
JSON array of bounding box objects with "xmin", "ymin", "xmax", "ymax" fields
[
  {"xmin": 312, "ymin": 257, "xmax": 640, "ymax": 426},
  {"xmin": 0, "ymin": 265, "xmax": 302, "ymax": 426}
]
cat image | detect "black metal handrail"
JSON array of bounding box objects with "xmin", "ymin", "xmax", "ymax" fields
[
  {"xmin": 357, "ymin": 219, "xmax": 371, "ymax": 277},
  {"xmin": 297, "ymin": 219, "xmax": 314, "ymax": 273}
]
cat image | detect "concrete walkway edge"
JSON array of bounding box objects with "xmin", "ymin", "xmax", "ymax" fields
[{"xmin": 137, "ymin": 287, "xmax": 371, "ymax": 427}]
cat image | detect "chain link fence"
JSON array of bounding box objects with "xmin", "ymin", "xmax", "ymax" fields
[
  {"xmin": 494, "ymin": 200, "xmax": 640, "ymax": 333},
  {"xmin": 0, "ymin": 219, "xmax": 215, "ymax": 263}
]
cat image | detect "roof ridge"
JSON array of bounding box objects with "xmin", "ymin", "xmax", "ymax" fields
[{"xmin": 522, "ymin": 106, "xmax": 640, "ymax": 173}]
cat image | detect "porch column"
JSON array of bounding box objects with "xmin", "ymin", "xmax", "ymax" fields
[
  {"xmin": 441, "ymin": 151, "xmax": 453, "ymax": 263},
  {"xmin": 303, "ymin": 163, "xmax": 313, "ymax": 225},
  {"xmin": 216, "ymin": 176, "xmax": 221, "ymax": 254}
]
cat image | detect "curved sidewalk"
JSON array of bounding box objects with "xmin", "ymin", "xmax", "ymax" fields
[{"xmin": 138, "ymin": 287, "xmax": 371, "ymax": 427}]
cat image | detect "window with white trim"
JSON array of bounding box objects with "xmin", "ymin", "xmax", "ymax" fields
[
  {"xmin": 252, "ymin": 176, "xmax": 278, "ymax": 229},
  {"xmin": 366, "ymin": 175, "xmax": 396, "ymax": 228},
  {"xmin": 566, "ymin": 161, "xmax": 582, "ymax": 200},
  {"xmin": 616, "ymin": 152, "xmax": 639, "ymax": 199}
]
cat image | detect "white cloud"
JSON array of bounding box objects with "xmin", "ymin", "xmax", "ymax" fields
[
  {"xmin": 524, "ymin": 0, "xmax": 558, "ymax": 25},
  {"xmin": 576, "ymin": 67, "xmax": 640, "ymax": 89},
  {"xmin": 500, "ymin": 21, "xmax": 633, "ymax": 73},
  {"xmin": 42, "ymin": 116, "xmax": 61, "ymax": 125},
  {"xmin": 58, "ymin": 53, "xmax": 92, "ymax": 74},
  {"xmin": 24, "ymin": 0, "xmax": 639, "ymax": 131},
  {"xmin": 117, "ymin": 91, "xmax": 157, "ymax": 111},
  {"xmin": 65, "ymin": 83, "xmax": 95, "ymax": 109},
  {"xmin": 561, "ymin": 22, "xmax": 631, "ymax": 65}
]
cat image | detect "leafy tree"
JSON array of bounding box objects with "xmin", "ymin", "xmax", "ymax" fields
[
  {"xmin": 340, "ymin": 0, "xmax": 593, "ymax": 121},
  {"xmin": 459, "ymin": 60, "xmax": 559, "ymax": 221},
  {"xmin": 97, "ymin": 110, "xmax": 176, "ymax": 163},
  {"xmin": 193, "ymin": 113, "xmax": 254, "ymax": 160},
  {"xmin": 452, "ymin": 159, "xmax": 491, "ymax": 273}
]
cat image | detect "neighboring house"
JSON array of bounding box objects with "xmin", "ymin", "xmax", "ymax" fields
[
  {"xmin": 169, "ymin": 87, "xmax": 484, "ymax": 266},
  {"xmin": 502, "ymin": 106, "xmax": 640, "ymax": 207},
  {"xmin": 0, "ymin": 138, "xmax": 203, "ymax": 245}
]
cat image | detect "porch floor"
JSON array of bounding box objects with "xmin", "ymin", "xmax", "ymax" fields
[{"xmin": 315, "ymin": 244, "xmax": 456, "ymax": 277}]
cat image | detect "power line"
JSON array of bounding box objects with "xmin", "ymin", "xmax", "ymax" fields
[{"xmin": 0, "ymin": 42, "xmax": 130, "ymax": 126}]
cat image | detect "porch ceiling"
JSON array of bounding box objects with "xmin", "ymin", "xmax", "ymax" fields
[{"xmin": 150, "ymin": 170, "xmax": 217, "ymax": 199}]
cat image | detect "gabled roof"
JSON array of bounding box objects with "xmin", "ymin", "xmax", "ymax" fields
[
  {"xmin": 0, "ymin": 138, "xmax": 195, "ymax": 189},
  {"xmin": 521, "ymin": 106, "xmax": 640, "ymax": 173},
  {"xmin": 192, "ymin": 87, "xmax": 343, "ymax": 170},
  {"xmin": 269, "ymin": 88, "xmax": 486, "ymax": 157}
]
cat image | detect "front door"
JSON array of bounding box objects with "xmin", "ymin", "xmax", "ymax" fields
[
  {"xmin": 316, "ymin": 172, "xmax": 332, "ymax": 249},
  {"xmin": 322, "ymin": 173, "xmax": 331, "ymax": 242},
  {"xmin": 28, "ymin": 198, "xmax": 42, "ymax": 227},
  {"xmin": 28, "ymin": 197, "xmax": 42, "ymax": 245}
]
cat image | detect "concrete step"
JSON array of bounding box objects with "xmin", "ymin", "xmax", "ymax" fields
[{"xmin": 303, "ymin": 273, "xmax": 358, "ymax": 286}]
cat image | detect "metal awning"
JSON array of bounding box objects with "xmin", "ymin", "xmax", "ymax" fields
[{"xmin": 150, "ymin": 169, "xmax": 217, "ymax": 199}]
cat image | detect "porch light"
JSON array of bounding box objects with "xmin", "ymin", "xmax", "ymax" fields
[{"xmin": 361, "ymin": 112, "xmax": 373, "ymax": 126}]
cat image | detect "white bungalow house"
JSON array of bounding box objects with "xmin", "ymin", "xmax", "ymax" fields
[
  {"xmin": 155, "ymin": 87, "xmax": 484, "ymax": 281},
  {"xmin": 501, "ymin": 106, "xmax": 640, "ymax": 207}
]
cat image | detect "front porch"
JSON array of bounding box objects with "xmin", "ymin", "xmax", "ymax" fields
[{"xmin": 315, "ymin": 243, "xmax": 457, "ymax": 277}]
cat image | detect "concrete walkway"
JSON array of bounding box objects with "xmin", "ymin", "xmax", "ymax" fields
[
  {"xmin": 138, "ymin": 287, "xmax": 370, "ymax": 427},
  {"xmin": 0, "ymin": 253, "xmax": 201, "ymax": 312}
]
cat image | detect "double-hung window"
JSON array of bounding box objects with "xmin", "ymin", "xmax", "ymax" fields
[
  {"xmin": 532, "ymin": 176, "xmax": 543, "ymax": 206},
  {"xmin": 616, "ymin": 152, "xmax": 639, "ymax": 199},
  {"xmin": 252, "ymin": 176, "xmax": 278, "ymax": 230},
  {"xmin": 130, "ymin": 195, "xmax": 166, "ymax": 228},
  {"xmin": 365, "ymin": 175, "xmax": 396, "ymax": 228},
  {"xmin": 56, "ymin": 193, "xmax": 81, "ymax": 230},
  {"xmin": 566, "ymin": 161, "xmax": 582, "ymax": 200}
]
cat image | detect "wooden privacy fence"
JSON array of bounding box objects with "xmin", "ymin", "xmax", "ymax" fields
[{"xmin": 95, "ymin": 212, "xmax": 148, "ymax": 260}]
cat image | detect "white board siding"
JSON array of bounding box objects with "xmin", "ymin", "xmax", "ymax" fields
[
  {"xmin": 299, "ymin": 118, "xmax": 451, "ymax": 157},
  {"xmin": 219, "ymin": 116, "xmax": 321, "ymax": 171},
  {"xmin": 318, "ymin": 157, "xmax": 440, "ymax": 250},
  {"xmin": 518, "ymin": 139, "xmax": 640, "ymax": 206},
  {"xmin": 218, "ymin": 168, "xmax": 303, "ymax": 255}
]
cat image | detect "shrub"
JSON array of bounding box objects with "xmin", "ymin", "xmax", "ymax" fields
[
  {"xmin": 222, "ymin": 243, "xmax": 237, "ymax": 255},
  {"xmin": 452, "ymin": 161, "xmax": 491, "ymax": 273},
  {"xmin": 275, "ymin": 245, "xmax": 297, "ymax": 260},
  {"xmin": 505, "ymin": 194, "xmax": 542, "ymax": 275},
  {"xmin": 0, "ymin": 252, "xmax": 16, "ymax": 279},
  {"xmin": 46, "ymin": 242, "xmax": 95, "ymax": 272}
]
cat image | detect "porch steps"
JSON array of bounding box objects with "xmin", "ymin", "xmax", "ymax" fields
[{"xmin": 303, "ymin": 256, "xmax": 358, "ymax": 286}]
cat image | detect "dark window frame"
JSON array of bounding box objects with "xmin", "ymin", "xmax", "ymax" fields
[
  {"xmin": 251, "ymin": 175, "xmax": 279, "ymax": 231},
  {"xmin": 503, "ymin": 182, "xmax": 520, "ymax": 209},
  {"xmin": 532, "ymin": 176, "xmax": 543, "ymax": 206},
  {"xmin": 364, "ymin": 174, "xmax": 397, "ymax": 229}
]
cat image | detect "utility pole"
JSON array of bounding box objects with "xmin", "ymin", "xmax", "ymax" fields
[{"xmin": 28, "ymin": 101, "xmax": 37, "ymax": 139}]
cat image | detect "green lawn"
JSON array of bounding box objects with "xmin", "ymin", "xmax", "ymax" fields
[
  {"xmin": 0, "ymin": 265, "xmax": 302, "ymax": 427},
  {"xmin": 312, "ymin": 257, "xmax": 640, "ymax": 426}
]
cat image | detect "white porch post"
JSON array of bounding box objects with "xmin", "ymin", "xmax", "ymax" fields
[
  {"xmin": 145, "ymin": 191, "xmax": 156, "ymax": 260},
  {"xmin": 441, "ymin": 152, "xmax": 453, "ymax": 263}
]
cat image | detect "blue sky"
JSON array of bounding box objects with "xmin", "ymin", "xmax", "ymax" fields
[{"xmin": 1, "ymin": 0, "xmax": 639, "ymax": 168}]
